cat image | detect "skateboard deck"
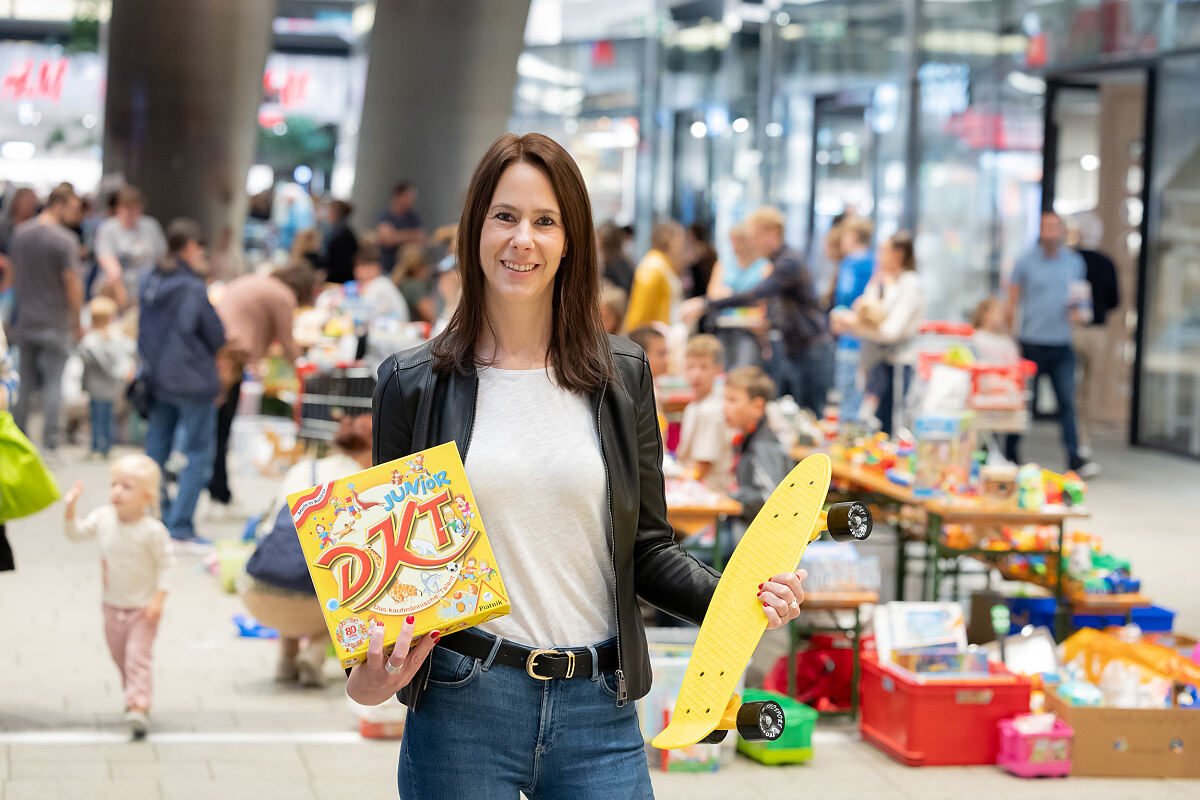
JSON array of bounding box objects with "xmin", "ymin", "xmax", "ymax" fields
[{"xmin": 652, "ymin": 453, "xmax": 833, "ymax": 750}]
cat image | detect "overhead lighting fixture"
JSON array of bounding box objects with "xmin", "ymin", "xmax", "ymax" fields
[
  {"xmin": 690, "ymin": 121, "xmax": 708, "ymax": 138},
  {"xmin": 1080, "ymin": 154, "xmax": 1099, "ymax": 171},
  {"xmin": 732, "ymin": 117, "xmax": 750, "ymax": 134},
  {"xmin": 765, "ymin": 122, "xmax": 783, "ymax": 137},
  {"xmin": 1, "ymin": 141, "xmax": 35, "ymax": 160}
]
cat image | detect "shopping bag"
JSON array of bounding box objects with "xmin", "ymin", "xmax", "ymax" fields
[{"xmin": 0, "ymin": 411, "xmax": 61, "ymax": 522}]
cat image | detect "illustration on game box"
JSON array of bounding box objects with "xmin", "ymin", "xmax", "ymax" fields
[{"xmin": 286, "ymin": 441, "xmax": 510, "ymax": 668}]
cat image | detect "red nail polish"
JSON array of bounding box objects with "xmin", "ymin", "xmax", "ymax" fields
[
  {"xmin": 431, "ymin": 630, "xmax": 441, "ymax": 640},
  {"xmin": 405, "ymin": 615, "xmax": 415, "ymax": 624},
  {"xmin": 756, "ymin": 591, "xmax": 762, "ymax": 596},
  {"xmin": 758, "ymin": 583, "xmax": 763, "ymax": 589},
  {"xmin": 762, "ymin": 602, "xmax": 768, "ymax": 608}
]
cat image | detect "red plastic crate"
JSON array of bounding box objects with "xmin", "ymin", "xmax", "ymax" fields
[{"xmin": 859, "ymin": 653, "xmax": 1032, "ymax": 766}]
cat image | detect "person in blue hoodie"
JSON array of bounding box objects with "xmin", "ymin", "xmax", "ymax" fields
[{"xmin": 138, "ymin": 218, "xmax": 225, "ymax": 543}]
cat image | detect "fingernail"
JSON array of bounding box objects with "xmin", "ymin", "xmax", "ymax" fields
[
  {"xmin": 762, "ymin": 602, "xmax": 768, "ymax": 608},
  {"xmin": 431, "ymin": 630, "xmax": 441, "ymax": 641},
  {"xmin": 756, "ymin": 591, "xmax": 762, "ymax": 596},
  {"xmin": 405, "ymin": 615, "xmax": 415, "ymax": 624},
  {"xmin": 758, "ymin": 583, "xmax": 763, "ymax": 589}
]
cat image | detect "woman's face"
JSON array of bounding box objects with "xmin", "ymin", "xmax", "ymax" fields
[
  {"xmin": 478, "ymin": 161, "xmax": 566, "ymax": 314},
  {"xmin": 877, "ymin": 242, "xmax": 901, "ymax": 276}
]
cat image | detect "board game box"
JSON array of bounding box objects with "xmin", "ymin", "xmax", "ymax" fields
[{"xmin": 286, "ymin": 441, "xmax": 510, "ymax": 668}]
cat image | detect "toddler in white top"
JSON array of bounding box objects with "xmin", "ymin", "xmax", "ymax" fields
[{"xmin": 65, "ymin": 454, "xmax": 174, "ymax": 739}]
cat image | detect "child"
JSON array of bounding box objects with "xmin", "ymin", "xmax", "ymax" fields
[
  {"xmin": 79, "ymin": 296, "xmax": 136, "ymax": 458},
  {"xmin": 64, "ymin": 454, "xmax": 174, "ymax": 738},
  {"xmin": 628, "ymin": 325, "xmax": 670, "ymax": 435},
  {"xmin": 677, "ymin": 334, "xmax": 732, "ymax": 493},
  {"xmin": 972, "ymin": 296, "xmax": 1019, "ymax": 364},
  {"xmin": 353, "ymin": 234, "xmax": 409, "ymax": 322},
  {"xmin": 723, "ymin": 367, "xmax": 794, "ymax": 556}
]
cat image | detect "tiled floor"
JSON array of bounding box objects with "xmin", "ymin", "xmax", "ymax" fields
[{"xmin": 1, "ymin": 423, "xmax": 1197, "ymax": 799}]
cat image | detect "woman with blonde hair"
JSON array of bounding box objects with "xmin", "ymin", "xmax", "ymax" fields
[{"xmin": 622, "ymin": 220, "xmax": 684, "ymax": 331}]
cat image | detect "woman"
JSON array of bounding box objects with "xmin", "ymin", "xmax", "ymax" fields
[
  {"xmin": 347, "ymin": 133, "xmax": 807, "ymax": 798},
  {"xmin": 704, "ymin": 223, "xmax": 772, "ymax": 369},
  {"xmin": 622, "ymin": 220, "xmax": 684, "ymax": 332},
  {"xmin": 597, "ymin": 220, "xmax": 634, "ymax": 295},
  {"xmin": 831, "ymin": 231, "xmax": 925, "ymax": 434},
  {"xmin": 240, "ymin": 415, "xmax": 372, "ymax": 687}
]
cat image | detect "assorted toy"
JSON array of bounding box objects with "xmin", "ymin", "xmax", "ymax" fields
[{"xmin": 286, "ymin": 441, "xmax": 510, "ymax": 669}]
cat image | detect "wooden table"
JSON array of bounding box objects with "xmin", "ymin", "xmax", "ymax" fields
[
  {"xmin": 788, "ymin": 590, "xmax": 879, "ymax": 719},
  {"xmin": 789, "ymin": 445, "xmax": 1097, "ymax": 638},
  {"xmin": 667, "ymin": 497, "xmax": 743, "ymax": 569},
  {"xmin": 923, "ymin": 500, "xmax": 1089, "ymax": 638}
]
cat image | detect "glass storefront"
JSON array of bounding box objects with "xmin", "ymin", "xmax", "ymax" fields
[{"xmin": 1139, "ymin": 53, "xmax": 1200, "ymax": 457}]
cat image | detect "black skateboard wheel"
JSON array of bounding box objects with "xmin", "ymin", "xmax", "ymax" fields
[
  {"xmin": 826, "ymin": 501, "xmax": 872, "ymax": 542},
  {"xmin": 736, "ymin": 700, "xmax": 785, "ymax": 741},
  {"xmin": 699, "ymin": 728, "xmax": 729, "ymax": 744}
]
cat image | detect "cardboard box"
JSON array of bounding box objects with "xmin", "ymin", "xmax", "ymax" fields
[
  {"xmin": 1045, "ymin": 689, "xmax": 1200, "ymax": 778},
  {"xmin": 286, "ymin": 441, "xmax": 510, "ymax": 668}
]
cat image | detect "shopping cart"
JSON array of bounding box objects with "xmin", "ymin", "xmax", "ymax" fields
[{"xmin": 294, "ymin": 363, "xmax": 376, "ymax": 444}]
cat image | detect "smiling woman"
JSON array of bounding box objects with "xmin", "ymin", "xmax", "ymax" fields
[
  {"xmin": 361, "ymin": 132, "xmax": 807, "ymax": 800},
  {"xmin": 431, "ymin": 132, "xmax": 613, "ymax": 394}
]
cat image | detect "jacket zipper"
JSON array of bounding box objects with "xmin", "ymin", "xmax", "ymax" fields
[{"xmin": 595, "ymin": 376, "xmax": 627, "ymax": 705}]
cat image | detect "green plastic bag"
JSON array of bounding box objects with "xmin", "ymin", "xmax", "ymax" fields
[{"xmin": 0, "ymin": 410, "xmax": 61, "ymax": 522}]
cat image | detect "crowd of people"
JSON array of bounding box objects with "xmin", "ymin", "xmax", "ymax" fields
[{"xmin": 0, "ymin": 162, "xmax": 1110, "ymax": 740}]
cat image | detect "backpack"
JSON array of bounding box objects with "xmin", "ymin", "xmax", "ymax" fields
[{"xmin": 244, "ymin": 462, "xmax": 317, "ymax": 594}]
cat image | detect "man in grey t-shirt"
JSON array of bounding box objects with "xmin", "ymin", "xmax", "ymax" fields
[
  {"xmin": 1004, "ymin": 211, "xmax": 1097, "ymax": 477},
  {"xmin": 10, "ymin": 184, "xmax": 83, "ymax": 453},
  {"xmin": 95, "ymin": 185, "xmax": 166, "ymax": 308}
]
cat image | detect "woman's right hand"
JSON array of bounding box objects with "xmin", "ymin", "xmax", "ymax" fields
[{"xmin": 345, "ymin": 616, "xmax": 440, "ymax": 706}]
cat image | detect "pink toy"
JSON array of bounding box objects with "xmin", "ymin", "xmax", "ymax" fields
[{"xmin": 997, "ymin": 717, "xmax": 1073, "ymax": 778}]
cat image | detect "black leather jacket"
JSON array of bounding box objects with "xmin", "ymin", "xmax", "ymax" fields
[{"xmin": 372, "ymin": 335, "xmax": 721, "ymax": 711}]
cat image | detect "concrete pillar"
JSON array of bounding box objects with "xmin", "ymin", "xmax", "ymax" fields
[
  {"xmin": 101, "ymin": 0, "xmax": 275, "ymax": 256},
  {"xmin": 352, "ymin": 0, "xmax": 530, "ymax": 234}
]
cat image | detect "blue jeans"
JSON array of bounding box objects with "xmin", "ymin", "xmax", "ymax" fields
[
  {"xmin": 770, "ymin": 339, "xmax": 834, "ymax": 416},
  {"xmin": 1004, "ymin": 342, "xmax": 1081, "ymax": 469},
  {"xmin": 399, "ymin": 639, "xmax": 653, "ymax": 799},
  {"xmin": 835, "ymin": 340, "xmax": 862, "ymax": 420},
  {"xmin": 145, "ymin": 398, "xmax": 216, "ymax": 540},
  {"xmin": 12, "ymin": 328, "xmax": 71, "ymax": 451},
  {"xmin": 89, "ymin": 399, "xmax": 115, "ymax": 456}
]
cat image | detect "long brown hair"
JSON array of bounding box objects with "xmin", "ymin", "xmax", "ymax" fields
[
  {"xmin": 431, "ymin": 133, "xmax": 614, "ymax": 394},
  {"xmin": 887, "ymin": 230, "xmax": 916, "ymax": 271}
]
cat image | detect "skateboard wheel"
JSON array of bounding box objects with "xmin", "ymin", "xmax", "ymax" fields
[
  {"xmin": 699, "ymin": 729, "xmax": 729, "ymax": 745},
  {"xmin": 826, "ymin": 501, "xmax": 872, "ymax": 542},
  {"xmin": 737, "ymin": 700, "xmax": 785, "ymax": 741}
]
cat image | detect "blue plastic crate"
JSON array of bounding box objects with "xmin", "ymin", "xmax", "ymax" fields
[
  {"xmin": 1130, "ymin": 605, "xmax": 1175, "ymax": 633},
  {"xmin": 1005, "ymin": 597, "xmax": 1057, "ymax": 633}
]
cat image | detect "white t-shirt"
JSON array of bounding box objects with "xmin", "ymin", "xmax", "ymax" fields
[
  {"xmin": 677, "ymin": 388, "xmax": 732, "ymax": 494},
  {"xmin": 65, "ymin": 506, "xmax": 175, "ymax": 609},
  {"xmin": 468, "ymin": 366, "xmax": 614, "ymax": 648}
]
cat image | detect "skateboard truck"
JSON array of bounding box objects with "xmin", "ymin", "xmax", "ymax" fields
[{"xmin": 698, "ymin": 695, "xmax": 786, "ymax": 744}]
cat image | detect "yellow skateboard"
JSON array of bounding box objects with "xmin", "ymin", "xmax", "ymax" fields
[{"xmin": 652, "ymin": 453, "xmax": 872, "ymax": 749}]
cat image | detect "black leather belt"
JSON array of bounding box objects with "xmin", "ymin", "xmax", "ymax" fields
[{"xmin": 439, "ymin": 628, "xmax": 618, "ymax": 680}]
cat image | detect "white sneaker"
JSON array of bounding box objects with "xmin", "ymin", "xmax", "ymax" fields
[
  {"xmin": 1078, "ymin": 444, "xmax": 1094, "ymax": 460},
  {"xmin": 124, "ymin": 709, "xmax": 149, "ymax": 739},
  {"xmin": 1077, "ymin": 461, "xmax": 1102, "ymax": 479}
]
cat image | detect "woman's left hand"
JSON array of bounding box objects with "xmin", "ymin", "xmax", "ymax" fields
[{"xmin": 759, "ymin": 568, "xmax": 807, "ymax": 629}]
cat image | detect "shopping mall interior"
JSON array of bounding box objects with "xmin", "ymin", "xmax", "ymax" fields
[{"xmin": 1, "ymin": 1, "xmax": 1199, "ymax": 798}]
